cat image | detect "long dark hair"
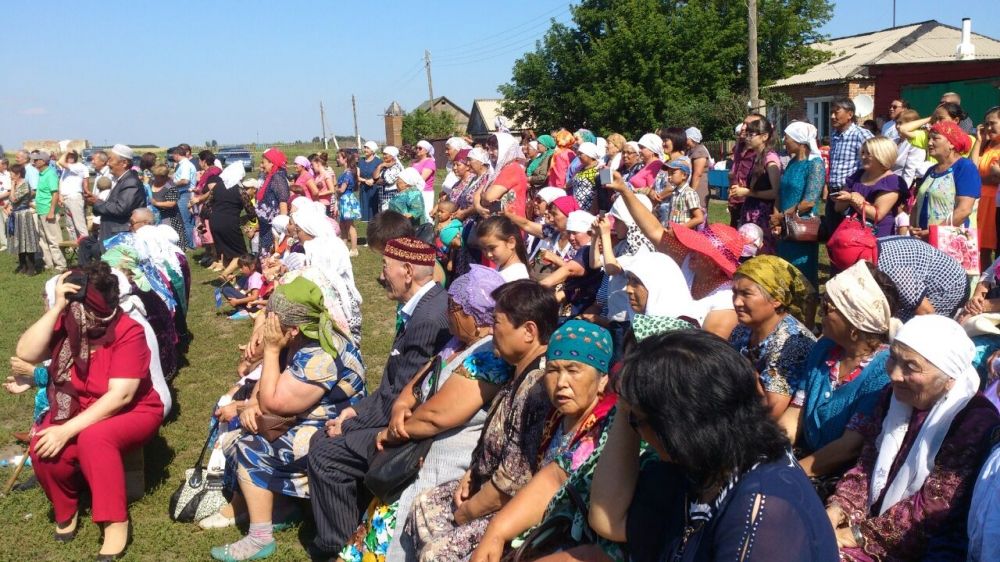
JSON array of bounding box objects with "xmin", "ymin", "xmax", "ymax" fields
[
  {"xmin": 620, "ymin": 330, "xmax": 789, "ymax": 493},
  {"xmin": 746, "ymin": 117, "xmax": 775, "ymax": 186},
  {"xmin": 477, "ymin": 215, "xmax": 528, "ymax": 266},
  {"xmin": 337, "ymin": 149, "xmax": 358, "ymax": 184},
  {"xmin": 937, "ymin": 102, "xmax": 967, "ymax": 123}
]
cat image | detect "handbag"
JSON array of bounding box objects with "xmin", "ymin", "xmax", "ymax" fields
[
  {"xmin": 827, "ymin": 201, "xmax": 878, "ymax": 267},
  {"xmin": 929, "ymin": 220, "xmax": 980, "ymax": 275},
  {"xmin": 253, "ymin": 412, "xmax": 297, "ymax": 442},
  {"xmin": 364, "ymin": 356, "xmax": 443, "ymax": 503},
  {"xmin": 168, "ymin": 418, "xmax": 227, "ymax": 523},
  {"xmin": 5, "ymin": 213, "xmax": 13, "ymax": 237},
  {"xmin": 502, "ymin": 486, "xmax": 596, "ymax": 562},
  {"xmin": 783, "ymin": 213, "xmax": 820, "ymax": 242}
]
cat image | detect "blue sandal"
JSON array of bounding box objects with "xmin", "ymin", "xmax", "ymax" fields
[{"xmin": 210, "ymin": 541, "xmax": 276, "ymax": 562}]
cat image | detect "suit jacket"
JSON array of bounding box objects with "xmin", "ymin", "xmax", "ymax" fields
[
  {"xmin": 94, "ymin": 169, "xmax": 147, "ymax": 241},
  {"xmin": 342, "ymin": 283, "xmax": 450, "ymax": 433}
]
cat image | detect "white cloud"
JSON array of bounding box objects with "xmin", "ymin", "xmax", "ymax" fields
[{"xmin": 20, "ymin": 107, "xmax": 47, "ymax": 116}]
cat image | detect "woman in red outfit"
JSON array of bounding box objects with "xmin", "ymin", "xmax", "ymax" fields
[{"xmin": 20, "ymin": 262, "xmax": 163, "ymax": 561}]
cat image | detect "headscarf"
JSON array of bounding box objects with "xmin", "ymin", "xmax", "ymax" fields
[
  {"xmin": 266, "ymin": 276, "xmax": 347, "ymax": 358},
  {"xmin": 930, "ymin": 120, "xmax": 972, "ymax": 154},
  {"xmin": 446, "ymin": 137, "xmax": 471, "ymax": 151},
  {"xmin": 48, "ymin": 276, "xmax": 122, "ymax": 422},
  {"xmin": 219, "ymin": 161, "xmax": 246, "ymax": 189},
  {"xmin": 826, "ymin": 261, "xmax": 898, "ymax": 336},
  {"xmin": 547, "ymin": 319, "xmax": 613, "ymax": 374},
  {"xmin": 364, "ymin": 140, "xmax": 379, "ymax": 153},
  {"xmin": 487, "ymin": 132, "xmax": 525, "ymax": 186},
  {"xmin": 736, "ymin": 255, "xmax": 817, "ymax": 324},
  {"xmin": 609, "ymin": 194, "xmax": 655, "ymax": 255},
  {"xmin": 576, "ymin": 142, "xmax": 600, "ymax": 161},
  {"xmin": 292, "ymin": 200, "xmax": 336, "ymax": 239},
  {"xmin": 684, "ymin": 127, "xmax": 703, "ymax": 144},
  {"xmin": 396, "ymin": 167, "xmax": 425, "ymax": 191},
  {"xmin": 271, "ymin": 215, "xmax": 290, "ymax": 247},
  {"xmin": 575, "ymin": 128, "xmax": 596, "ymax": 144},
  {"xmin": 566, "ymin": 210, "xmax": 596, "ymax": 233},
  {"xmin": 554, "ymin": 130, "xmax": 575, "ymax": 149},
  {"xmin": 467, "ymin": 147, "xmax": 491, "ymax": 166},
  {"xmin": 382, "ymin": 146, "xmax": 400, "ymax": 159},
  {"xmin": 417, "ymin": 140, "xmax": 435, "ymax": 158},
  {"xmin": 551, "ymin": 195, "xmax": 579, "ymax": 218},
  {"xmin": 638, "ymin": 133, "xmax": 664, "ymax": 159},
  {"xmin": 874, "ymin": 236, "xmax": 968, "ymax": 321},
  {"xmin": 784, "ymin": 121, "xmax": 822, "ymax": 160},
  {"xmin": 527, "ymin": 134, "xmax": 556, "ymax": 176},
  {"xmin": 632, "ymin": 314, "xmax": 696, "ymax": 342},
  {"xmin": 595, "ymin": 137, "xmax": 608, "ymax": 159},
  {"xmin": 281, "ymin": 252, "xmax": 306, "ymax": 272},
  {"xmin": 621, "ymin": 253, "xmax": 695, "ymax": 319},
  {"xmin": 870, "ymin": 315, "xmax": 979, "ymax": 515},
  {"xmin": 292, "ymin": 200, "xmax": 361, "ymax": 320},
  {"xmin": 294, "ymin": 155, "xmax": 312, "ymax": 172},
  {"xmin": 738, "ymin": 223, "xmax": 764, "ymax": 258},
  {"xmin": 536, "ymin": 187, "xmax": 565, "ymax": 204},
  {"xmin": 257, "ymin": 147, "xmax": 287, "ymax": 203},
  {"xmin": 448, "ymin": 265, "xmax": 505, "ymax": 327}
]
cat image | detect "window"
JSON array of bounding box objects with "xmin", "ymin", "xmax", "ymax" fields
[{"xmin": 805, "ymin": 96, "xmax": 834, "ymax": 142}]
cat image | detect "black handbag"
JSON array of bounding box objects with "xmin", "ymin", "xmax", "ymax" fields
[{"xmin": 364, "ymin": 356, "xmax": 442, "ymax": 503}]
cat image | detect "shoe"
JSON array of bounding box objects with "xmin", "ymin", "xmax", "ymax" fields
[
  {"xmin": 53, "ymin": 513, "xmax": 79, "ymax": 543},
  {"xmin": 198, "ymin": 512, "xmax": 236, "ymax": 530},
  {"xmin": 95, "ymin": 520, "xmax": 131, "ymax": 561},
  {"xmin": 12, "ymin": 431, "xmax": 30, "ymax": 443},
  {"xmin": 210, "ymin": 541, "xmax": 276, "ymax": 562},
  {"xmin": 348, "ymin": 249, "xmax": 359, "ymax": 258},
  {"xmin": 228, "ymin": 310, "xmax": 251, "ymax": 321}
]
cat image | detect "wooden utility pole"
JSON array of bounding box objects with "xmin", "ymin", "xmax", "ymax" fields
[
  {"xmin": 748, "ymin": 0, "xmax": 760, "ymax": 113},
  {"xmin": 424, "ymin": 50, "xmax": 435, "ymax": 111},
  {"xmin": 320, "ymin": 101, "xmax": 328, "ymax": 150},
  {"xmin": 352, "ymin": 95, "xmax": 361, "ymax": 149}
]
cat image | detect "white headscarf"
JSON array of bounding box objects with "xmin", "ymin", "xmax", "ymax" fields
[
  {"xmin": 219, "ymin": 161, "xmax": 246, "ymax": 189},
  {"xmin": 685, "ymin": 127, "xmax": 703, "ymax": 144},
  {"xmin": 134, "ymin": 225, "xmax": 181, "ymax": 273},
  {"xmin": 382, "ymin": 146, "xmax": 400, "ymax": 159},
  {"xmin": 271, "ymin": 215, "xmax": 290, "ymax": 247},
  {"xmin": 870, "ymin": 315, "xmax": 980, "ymax": 515},
  {"xmin": 467, "ymin": 147, "xmax": 491, "ymax": 166},
  {"xmin": 487, "ymin": 132, "xmax": 525, "ymax": 185},
  {"xmin": 417, "ymin": 140, "xmax": 435, "ymax": 158},
  {"xmin": 620, "ymin": 253, "xmax": 694, "ymax": 318},
  {"xmin": 638, "ymin": 133, "xmax": 664, "ymax": 159},
  {"xmin": 446, "ymin": 137, "xmax": 471, "ymax": 151},
  {"xmin": 292, "ymin": 200, "xmax": 336, "ymax": 240},
  {"xmin": 566, "ymin": 210, "xmax": 596, "ymax": 233},
  {"xmin": 364, "ymin": 140, "xmax": 379, "ymax": 153},
  {"xmin": 396, "ymin": 167, "xmax": 425, "ymax": 190},
  {"xmin": 595, "ymin": 137, "xmax": 608, "ymax": 160},
  {"xmin": 292, "ymin": 200, "xmax": 362, "ymax": 322},
  {"xmin": 784, "ymin": 121, "xmax": 822, "ymax": 160}
]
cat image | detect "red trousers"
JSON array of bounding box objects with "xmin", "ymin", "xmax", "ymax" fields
[{"xmin": 30, "ymin": 409, "xmax": 161, "ymax": 523}]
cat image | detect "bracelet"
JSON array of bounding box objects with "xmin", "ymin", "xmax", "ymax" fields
[{"xmin": 850, "ymin": 524, "xmax": 866, "ymax": 548}]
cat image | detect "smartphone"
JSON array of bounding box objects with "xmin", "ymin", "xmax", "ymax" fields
[
  {"xmin": 598, "ymin": 167, "xmax": 613, "ymax": 186},
  {"xmin": 64, "ymin": 271, "xmax": 89, "ymax": 302}
]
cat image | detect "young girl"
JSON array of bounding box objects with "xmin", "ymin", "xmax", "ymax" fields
[{"xmin": 476, "ymin": 215, "xmax": 529, "ymax": 282}]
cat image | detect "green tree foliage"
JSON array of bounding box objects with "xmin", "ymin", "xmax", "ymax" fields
[
  {"xmin": 402, "ymin": 109, "xmax": 459, "ymax": 145},
  {"xmin": 499, "ymin": 0, "xmax": 832, "ymax": 140}
]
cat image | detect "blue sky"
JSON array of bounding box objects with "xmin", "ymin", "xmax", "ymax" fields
[{"xmin": 2, "ymin": 0, "xmax": 997, "ymax": 148}]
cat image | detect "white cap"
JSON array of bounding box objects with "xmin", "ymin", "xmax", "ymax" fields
[
  {"xmin": 467, "ymin": 147, "xmax": 491, "ymax": 165},
  {"xmin": 536, "ymin": 187, "xmax": 566, "ymax": 204},
  {"xmin": 685, "ymin": 127, "xmax": 703, "ymax": 143},
  {"xmin": 382, "ymin": 146, "xmax": 399, "ymax": 158},
  {"xmin": 566, "ymin": 210, "xmax": 597, "ymax": 233},
  {"xmin": 576, "ymin": 142, "xmax": 600, "ymax": 160},
  {"xmin": 111, "ymin": 144, "xmax": 133, "ymax": 159}
]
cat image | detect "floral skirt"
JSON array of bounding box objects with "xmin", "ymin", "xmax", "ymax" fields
[
  {"xmin": 406, "ymin": 480, "xmax": 494, "ymax": 562},
  {"xmin": 340, "ymin": 191, "xmax": 362, "ymax": 221},
  {"xmin": 339, "ymin": 499, "xmax": 399, "ymax": 562}
]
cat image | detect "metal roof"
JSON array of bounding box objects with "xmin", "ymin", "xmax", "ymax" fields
[
  {"xmin": 773, "ymin": 20, "xmax": 1000, "ymax": 88},
  {"xmin": 470, "ymin": 99, "xmax": 529, "ymax": 133}
]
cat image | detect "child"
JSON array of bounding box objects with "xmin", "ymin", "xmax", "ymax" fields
[
  {"xmin": 663, "ymin": 158, "xmax": 704, "ymax": 229},
  {"xmin": 434, "ymin": 201, "xmax": 463, "ymax": 275},
  {"xmin": 476, "ymin": 215, "xmax": 529, "ymax": 282},
  {"xmin": 738, "ymin": 223, "xmax": 764, "ymax": 263},
  {"xmin": 221, "ymin": 255, "xmax": 264, "ymax": 320},
  {"xmin": 894, "ymin": 200, "xmax": 910, "ymax": 236}
]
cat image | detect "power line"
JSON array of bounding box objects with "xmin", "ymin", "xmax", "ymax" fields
[
  {"xmin": 434, "ymin": 4, "xmax": 569, "ymax": 55},
  {"xmin": 435, "ymin": 37, "xmax": 545, "ymax": 68}
]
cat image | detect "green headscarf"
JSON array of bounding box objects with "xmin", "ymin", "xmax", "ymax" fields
[
  {"xmin": 527, "ymin": 134, "xmax": 556, "ymax": 176},
  {"xmin": 267, "ymin": 276, "xmax": 346, "ymax": 358},
  {"xmin": 735, "ymin": 255, "xmax": 817, "ymax": 325},
  {"xmin": 632, "ymin": 314, "xmax": 696, "ymax": 342}
]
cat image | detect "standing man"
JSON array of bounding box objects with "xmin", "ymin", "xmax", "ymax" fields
[
  {"xmin": 57, "ymin": 150, "xmax": 90, "ymax": 240},
  {"xmin": 0, "ymin": 158, "xmax": 11, "ymax": 251},
  {"xmin": 85, "ymin": 144, "xmax": 147, "ymax": 241},
  {"xmin": 881, "ymin": 99, "xmax": 908, "ymax": 141},
  {"xmin": 306, "ymin": 237, "xmax": 451, "ymax": 560},
  {"xmin": 32, "ymin": 150, "xmax": 67, "ymax": 272},
  {"xmin": 172, "ymin": 144, "xmax": 197, "ymax": 249},
  {"xmin": 825, "ymin": 98, "xmax": 874, "ymax": 235},
  {"xmin": 941, "ymin": 92, "xmax": 976, "ymax": 134},
  {"xmin": 91, "ymin": 150, "xmax": 112, "ymax": 193},
  {"xmin": 16, "ymin": 150, "xmax": 39, "ymax": 191}
]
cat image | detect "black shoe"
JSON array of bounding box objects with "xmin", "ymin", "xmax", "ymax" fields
[{"xmin": 53, "ymin": 514, "xmax": 79, "ymax": 543}]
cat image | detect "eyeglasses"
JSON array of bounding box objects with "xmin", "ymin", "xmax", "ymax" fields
[{"xmin": 889, "ymin": 104, "xmax": 902, "ymax": 109}]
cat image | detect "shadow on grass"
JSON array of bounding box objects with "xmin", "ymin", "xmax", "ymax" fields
[{"xmin": 143, "ymin": 433, "xmax": 176, "ymax": 494}]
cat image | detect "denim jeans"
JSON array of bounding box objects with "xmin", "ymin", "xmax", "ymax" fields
[{"xmin": 176, "ymin": 189, "xmax": 195, "ymax": 248}]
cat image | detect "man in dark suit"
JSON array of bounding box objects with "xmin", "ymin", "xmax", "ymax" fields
[
  {"xmin": 308, "ymin": 237, "xmax": 451, "ymax": 558},
  {"xmin": 84, "ymin": 144, "xmax": 147, "ymax": 241}
]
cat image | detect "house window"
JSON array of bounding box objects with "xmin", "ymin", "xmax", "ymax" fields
[{"xmin": 805, "ymin": 96, "xmax": 834, "ymax": 142}]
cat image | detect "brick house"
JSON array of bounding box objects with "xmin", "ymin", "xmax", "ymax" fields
[{"xmin": 770, "ymin": 19, "xmax": 1000, "ymax": 141}]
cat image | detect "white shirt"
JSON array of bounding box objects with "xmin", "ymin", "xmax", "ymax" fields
[
  {"xmin": 400, "ymin": 279, "xmax": 436, "ymax": 320},
  {"xmin": 891, "ymin": 140, "xmax": 925, "ymax": 187},
  {"xmin": 881, "ymin": 121, "xmax": 899, "ymax": 142},
  {"xmin": 59, "ymin": 162, "xmax": 89, "ymax": 197},
  {"xmin": 0, "ymin": 170, "xmax": 10, "ymax": 208},
  {"xmin": 499, "ymin": 262, "xmax": 529, "ymax": 283}
]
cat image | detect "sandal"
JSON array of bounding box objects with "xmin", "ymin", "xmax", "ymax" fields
[{"xmin": 210, "ymin": 541, "xmax": 276, "ymax": 562}]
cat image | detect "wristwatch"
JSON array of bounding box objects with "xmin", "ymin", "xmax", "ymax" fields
[{"xmin": 850, "ymin": 524, "xmax": 866, "ymax": 548}]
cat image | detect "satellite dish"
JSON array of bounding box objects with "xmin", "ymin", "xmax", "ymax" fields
[{"xmin": 853, "ymin": 94, "xmax": 874, "ymax": 118}]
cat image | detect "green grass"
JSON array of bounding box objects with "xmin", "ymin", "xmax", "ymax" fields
[{"xmin": 0, "ymin": 228, "xmax": 397, "ymax": 561}]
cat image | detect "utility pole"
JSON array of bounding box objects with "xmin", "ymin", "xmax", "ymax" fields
[
  {"xmin": 424, "ymin": 49, "xmax": 435, "ymax": 111},
  {"xmin": 747, "ymin": 0, "xmax": 760, "ymax": 113},
  {"xmin": 352, "ymin": 95, "xmax": 361, "ymax": 150},
  {"xmin": 320, "ymin": 101, "xmax": 328, "ymax": 150},
  {"xmin": 892, "ymin": 0, "xmax": 896, "ymax": 27}
]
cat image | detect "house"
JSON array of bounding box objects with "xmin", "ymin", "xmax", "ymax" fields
[
  {"xmin": 415, "ymin": 96, "xmax": 470, "ymax": 134},
  {"xmin": 466, "ymin": 99, "xmax": 530, "ymax": 141},
  {"xmin": 770, "ymin": 19, "xmax": 1000, "ymax": 140}
]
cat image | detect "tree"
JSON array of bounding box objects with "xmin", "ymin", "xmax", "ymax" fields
[
  {"xmin": 312, "ymin": 136, "xmax": 321, "ymax": 143},
  {"xmin": 402, "ymin": 109, "xmax": 458, "ymax": 145},
  {"xmin": 499, "ymin": 0, "xmax": 832, "ymax": 140}
]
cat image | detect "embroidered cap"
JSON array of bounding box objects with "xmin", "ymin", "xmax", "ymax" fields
[{"xmin": 384, "ymin": 236, "xmax": 436, "ymax": 267}]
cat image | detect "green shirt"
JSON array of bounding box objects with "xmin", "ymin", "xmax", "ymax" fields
[{"xmin": 34, "ymin": 166, "xmax": 59, "ymax": 216}]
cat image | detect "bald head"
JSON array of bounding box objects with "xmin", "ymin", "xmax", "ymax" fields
[{"xmin": 130, "ymin": 208, "xmax": 155, "ymax": 232}]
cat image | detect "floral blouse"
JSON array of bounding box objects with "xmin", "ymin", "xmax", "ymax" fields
[{"xmin": 729, "ymin": 314, "xmax": 816, "ymax": 397}]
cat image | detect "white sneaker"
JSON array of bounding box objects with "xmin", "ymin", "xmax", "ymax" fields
[{"xmin": 198, "ymin": 512, "xmax": 236, "ymax": 529}]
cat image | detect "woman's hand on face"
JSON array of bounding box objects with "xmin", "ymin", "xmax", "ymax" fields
[
  {"xmin": 239, "ymin": 402, "xmax": 262, "ymax": 433},
  {"xmin": 469, "ymin": 533, "xmax": 505, "ymax": 562},
  {"xmin": 261, "ymin": 313, "xmax": 291, "ymax": 351},
  {"xmin": 53, "ymin": 272, "xmax": 81, "ymax": 311},
  {"xmin": 33, "ymin": 424, "xmax": 75, "ymax": 458}
]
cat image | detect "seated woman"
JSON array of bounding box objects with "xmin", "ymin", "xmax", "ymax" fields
[
  {"xmin": 729, "ymin": 255, "xmax": 818, "ymax": 418},
  {"xmin": 210, "ymin": 276, "xmax": 367, "ymax": 562},
  {"xmin": 778, "ymin": 262, "xmax": 901, "ymax": 496},
  {"xmin": 827, "ymin": 314, "xmax": 998, "ymax": 561},
  {"xmin": 589, "ymin": 329, "xmax": 838, "ymax": 561},
  {"xmin": 338, "ymin": 265, "xmax": 510, "ymax": 562},
  {"xmin": 21, "ymin": 263, "xmax": 164, "ymax": 560},
  {"xmin": 621, "ymin": 252, "xmax": 695, "ymax": 320},
  {"xmin": 415, "ymin": 320, "xmax": 616, "ymax": 562}
]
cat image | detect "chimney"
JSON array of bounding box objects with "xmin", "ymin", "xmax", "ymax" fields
[{"xmin": 956, "ymin": 17, "xmax": 976, "ymax": 60}]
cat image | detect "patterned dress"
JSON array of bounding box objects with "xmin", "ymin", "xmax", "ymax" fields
[
  {"xmin": 7, "ymin": 181, "xmax": 39, "ymax": 254},
  {"xmin": 378, "ymin": 162, "xmax": 404, "ymax": 211},
  {"xmin": 339, "ymin": 338, "xmax": 512, "ymax": 562},
  {"xmin": 389, "ymin": 188, "xmax": 428, "ymax": 227},
  {"xmin": 729, "ymin": 314, "xmax": 816, "ymax": 399},
  {"xmin": 567, "ymin": 167, "xmax": 599, "ymax": 213},
  {"xmin": 152, "ymin": 183, "xmax": 186, "ymax": 248},
  {"xmin": 235, "ymin": 343, "xmax": 366, "ymax": 498},
  {"xmin": 776, "ymin": 157, "xmax": 825, "ymax": 285},
  {"xmin": 338, "ymin": 170, "xmax": 362, "ymax": 221}
]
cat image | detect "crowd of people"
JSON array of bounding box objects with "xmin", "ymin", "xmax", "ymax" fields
[{"xmin": 4, "ymin": 90, "xmax": 1000, "ymax": 562}]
